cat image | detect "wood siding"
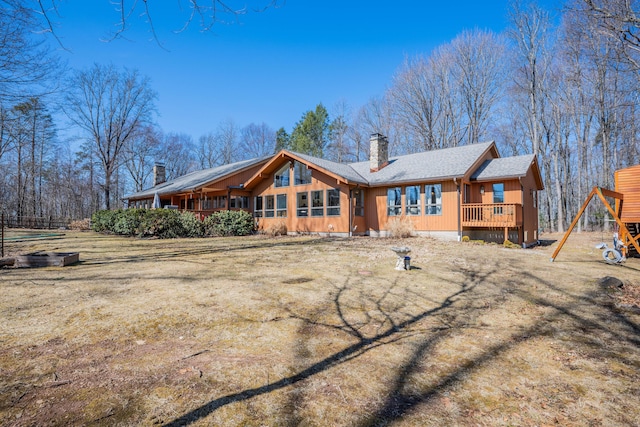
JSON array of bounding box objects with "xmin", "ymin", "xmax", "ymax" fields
[
  {"xmin": 616, "ymin": 164, "xmax": 640, "ymax": 222},
  {"xmin": 253, "ymin": 161, "xmax": 352, "ymax": 234},
  {"xmin": 367, "ymin": 181, "xmax": 459, "ymax": 233}
]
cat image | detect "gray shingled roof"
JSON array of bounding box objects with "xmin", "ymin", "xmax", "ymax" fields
[
  {"xmin": 350, "ymin": 141, "xmax": 495, "ymax": 185},
  {"xmin": 470, "ymin": 154, "xmax": 535, "ymax": 181},
  {"xmin": 126, "ymin": 156, "xmax": 270, "ymax": 200},
  {"xmin": 292, "ymin": 152, "xmax": 369, "ymax": 185},
  {"xmin": 127, "ymin": 141, "xmax": 516, "ymax": 200}
]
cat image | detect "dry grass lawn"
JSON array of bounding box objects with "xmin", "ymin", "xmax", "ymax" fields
[{"xmin": 1, "ymin": 230, "xmax": 639, "ymax": 426}]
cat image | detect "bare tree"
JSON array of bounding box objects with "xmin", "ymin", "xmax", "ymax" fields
[
  {"xmin": 0, "ymin": 1, "xmax": 62, "ymax": 102},
  {"xmin": 158, "ymin": 132, "xmax": 197, "ymax": 179},
  {"xmin": 579, "ymin": 0, "xmax": 640, "ymax": 70},
  {"xmin": 124, "ymin": 125, "xmax": 161, "ymax": 192},
  {"xmin": 64, "ymin": 64, "xmax": 156, "ymax": 210},
  {"xmin": 389, "ymin": 55, "xmax": 441, "ymax": 151},
  {"xmin": 34, "ymin": 0, "xmax": 283, "ymax": 47},
  {"xmin": 240, "ymin": 122, "xmax": 275, "ymax": 159},
  {"xmin": 507, "ymin": 0, "xmax": 554, "ymax": 156},
  {"xmin": 216, "ymin": 119, "xmax": 239, "ymax": 164},
  {"xmin": 327, "ymin": 100, "xmax": 353, "ymax": 163},
  {"xmin": 451, "ymin": 29, "xmax": 507, "ymax": 145},
  {"xmin": 197, "ymin": 132, "xmax": 222, "ymax": 169}
]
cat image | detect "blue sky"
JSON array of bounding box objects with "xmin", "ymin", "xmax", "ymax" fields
[{"xmin": 52, "ymin": 1, "xmax": 561, "ymax": 140}]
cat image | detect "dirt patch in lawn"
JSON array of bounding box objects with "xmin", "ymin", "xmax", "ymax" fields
[{"xmin": 1, "ymin": 231, "xmax": 639, "ymax": 426}]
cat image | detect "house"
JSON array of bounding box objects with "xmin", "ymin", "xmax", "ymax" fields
[
  {"xmin": 126, "ymin": 156, "xmax": 270, "ymax": 217},
  {"xmin": 125, "ymin": 134, "xmax": 544, "ymax": 246}
]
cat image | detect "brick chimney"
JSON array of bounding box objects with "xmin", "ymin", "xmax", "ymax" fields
[
  {"xmin": 153, "ymin": 163, "xmax": 166, "ymax": 186},
  {"xmin": 369, "ymin": 133, "xmax": 389, "ymax": 172}
]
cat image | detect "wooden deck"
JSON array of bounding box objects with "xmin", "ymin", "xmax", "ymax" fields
[{"xmin": 462, "ymin": 203, "xmax": 522, "ymax": 228}]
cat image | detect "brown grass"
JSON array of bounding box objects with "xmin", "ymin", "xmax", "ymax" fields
[{"xmin": 1, "ymin": 231, "xmax": 639, "ymax": 426}]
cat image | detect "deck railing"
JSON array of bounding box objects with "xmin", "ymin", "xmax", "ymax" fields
[{"xmin": 462, "ymin": 203, "xmax": 522, "ymax": 228}]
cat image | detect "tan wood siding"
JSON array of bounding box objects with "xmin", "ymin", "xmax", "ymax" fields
[
  {"xmin": 252, "ymin": 161, "xmax": 351, "ymax": 234},
  {"xmin": 367, "ymin": 181, "xmax": 459, "ymax": 233},
  {"xmin": 616, "ymin": 165, "xmax": 640, "ymax": 222}
]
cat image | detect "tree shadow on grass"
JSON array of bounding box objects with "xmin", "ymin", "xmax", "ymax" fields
[
  {"xmin": 357, "ymin": 268, "xmax": 640, "ymax": 425},
  {"xmin": 162, "ymin": 264, "xmax": 492, "ymax": 426},
  {"xmin": 83, "ymin": 236, "xmax": 332, "ymax": 267}
]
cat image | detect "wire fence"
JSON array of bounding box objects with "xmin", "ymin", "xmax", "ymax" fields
[{"xmin": 2, "ymin": 215, "xmax": 71, "ymax": 230}]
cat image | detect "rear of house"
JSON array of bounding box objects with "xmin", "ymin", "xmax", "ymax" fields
[{"xmin": 125, "ymin": 134, "xmax": 544, "ymax": 246}]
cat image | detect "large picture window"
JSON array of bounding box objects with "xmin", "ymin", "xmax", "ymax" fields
[
  {"xmin": 274, "ymin": 164, "xmax": 290, "ymax": 188},
  {"xmin": 387, "ymin": 187, "xmax": 401, "ymax": 216},
  {"xmin": 297, "ymin": 192, "xmax": 309, "ymax": 217},
  {"xmin": 405, "ymin": 185, "xmax": 421, "ymax": 215},
  {"xmin": 276, "ymin": 194, "xmax": 287, "ymax": 217},
  {"xmin": 265, "ymin": 195, "xmax": 275, "ymax": 217},
  {"xmin": 311, "ymin": 190, "xmax": 324, "ymax": 216},
  {"xmin": 425, "ymin": 184, "xmax": 442, "ymax": 215},
  {"xmin": 327, "ymin": 189, "xmax": 340, "ymax": 216},
  {"xmin": 294, "ymin": 161, "xmax": 312, "ymax": 185},
  {"xmin": 254, "ymin": 196, "xmax": 263, "ymax": 217}
]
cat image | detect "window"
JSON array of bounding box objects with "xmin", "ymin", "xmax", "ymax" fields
[
  {"xmin": 274, "ymin": 164, "xmax": 290, "ymax": 187},
  {"xmin": 387, "ymin": 187, "xmax": 401, "ymax": 216},
  {"xmin": 187, "ymin": 198, "xmax": 195, "ymax": 210},
  {"xmin": 327, "ymin": 189, "xmax": 340, "ymax": 216},
  {"xmin": 213, "ymin": 196, "xmax": 226, "ymax": 209},
  {"xmin": 265, "ymin": 195, "xmax": 275, "ymax": 217},
  {"xmin": 405, "ymin": 185, "xmax": 421, "ymax": 215},
  {"xmin": 202, "ymin": 197, "xmax": 213, "ymax": 210},
  {"xmin": 493, "ymin": 183, "xmax": 504, "ymax": 214},
  {"xmin": 276, "ymin": 194, "xmax": 287, "ymax": 217},
  {"xmin": 254, "ymin": 196, "xmax": 263, "ymax": 217},
  {"xmin": 311, "ymin": 190, "xmax": 324, "ymax": 216},
  {"xmin": 297, "ymin": 192, "xmax": 309, "ymax": 217},
  {"xmin": 425, "ymin": 184, "xmax": 442, "ymax": 215},
  {"xmin": 353, "ymin": 189, "xmax": 364, "ymax": 217},
  {"xmin": 229, "ymin": 196, "xmax": 249, "ymax": 209},
  {"xmin": 294, "ymin": 161, "xmax": 312, "ymax": 185}
]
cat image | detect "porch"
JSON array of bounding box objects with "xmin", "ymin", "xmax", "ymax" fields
[{"xmin": 462, "ymin": 203, "xmax": 522, "ymax": 228}]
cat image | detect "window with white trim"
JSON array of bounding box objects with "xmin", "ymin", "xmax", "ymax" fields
[
  {"xmin": 493, "ymin": 183, "xmax": 504, "ymax": 215},
  {"xmin": 387, "ymin": 187, "xmax": 401, "ymax": 216},
  {"xmin": 425, "ymin": 184, "xmax": 442, "ymax": 215},
  {"xmin": 405, "ymin": 185, "xmax": 421, "ymax": 215}
]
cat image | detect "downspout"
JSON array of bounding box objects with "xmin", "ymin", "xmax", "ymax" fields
[{"xmin": 454, "ymin": 177, "xmax": 461, "ymax": 242}]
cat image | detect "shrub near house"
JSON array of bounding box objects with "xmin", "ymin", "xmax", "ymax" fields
[{"xmin": 91, "ymin": 209, "xmax": 254, "ymax": 238}]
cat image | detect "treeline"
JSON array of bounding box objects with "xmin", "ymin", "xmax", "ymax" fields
[{"xmin": 1, "ymin": 1, "xmax": 640, "ymax": 233}]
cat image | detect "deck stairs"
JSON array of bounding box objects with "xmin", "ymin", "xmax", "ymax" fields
[{"xmin": 627, "ymin": 223, "xmax": 640, "ymax": 258}]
